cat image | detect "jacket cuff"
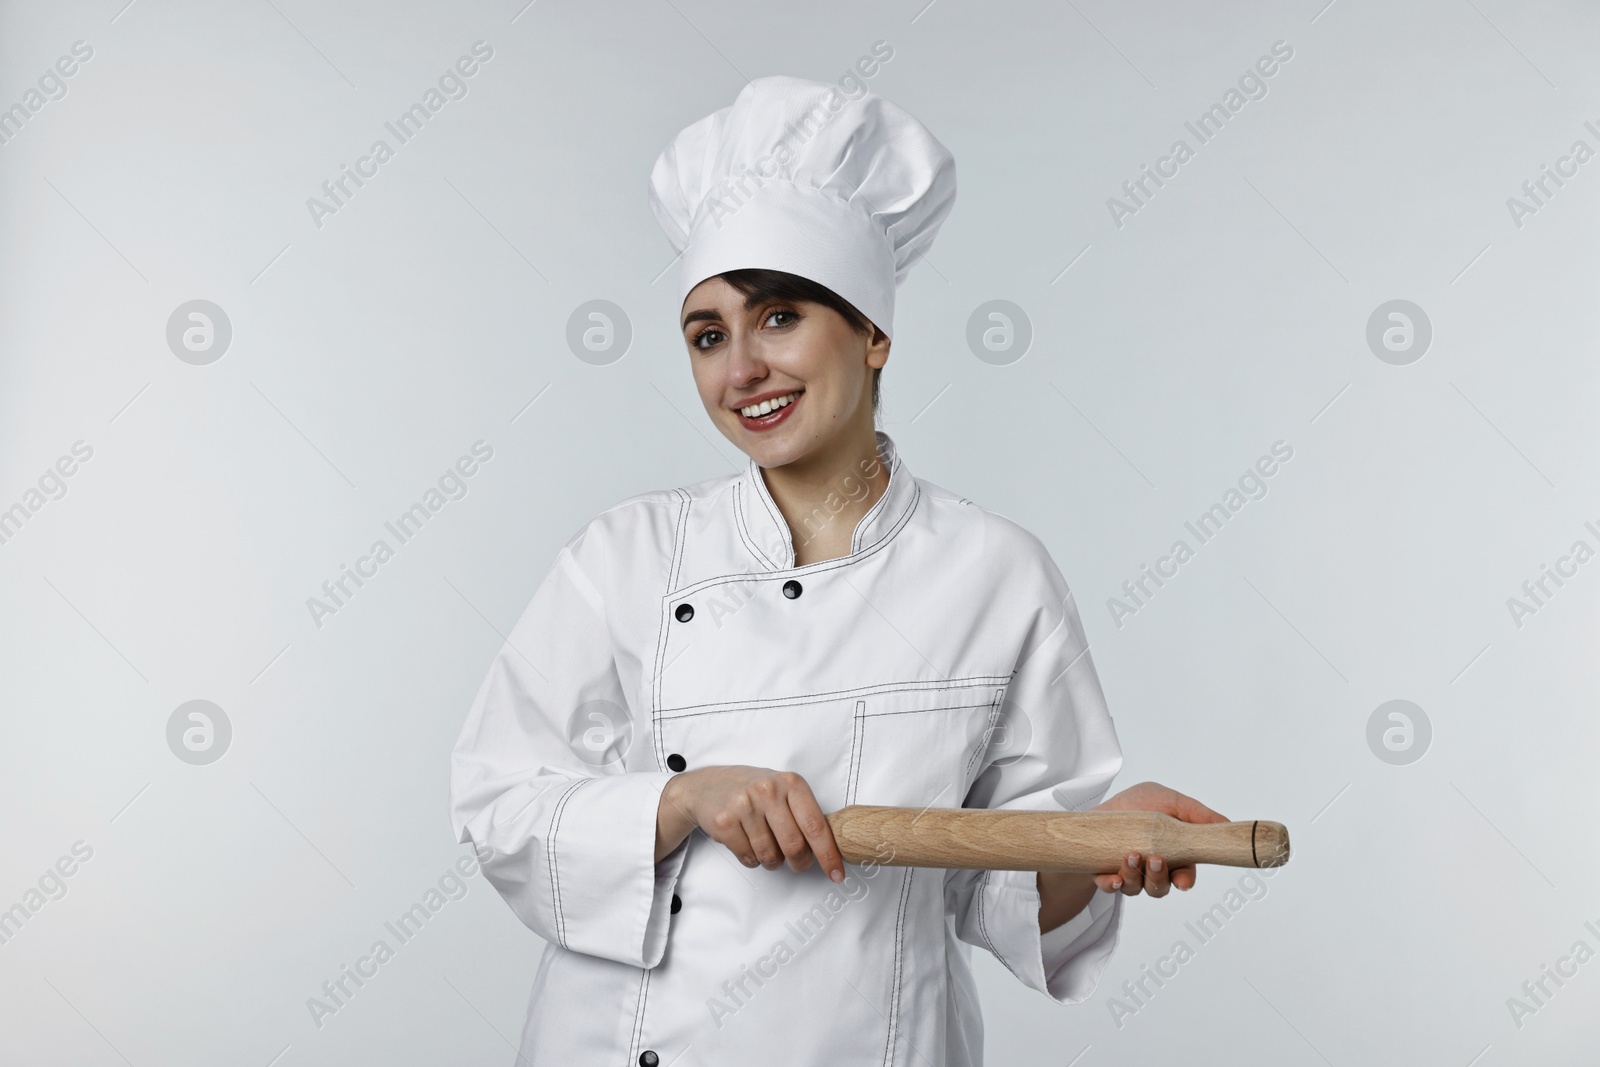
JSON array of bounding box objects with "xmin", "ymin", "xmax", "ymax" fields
[
  {"xmin": 545, "ymin": 770, "xmax": 687, "ymax": 969},
  {"xmin": 644, "ymin": 836, "xmax": 690, "ymax": 967},
  {"xmin": 1040, "ymin": 887, "xmax": 1121, "ymax": 1002},
  {"xmin": 979, "ymin": 870, "xmax": 1123, "ymax": 1004}
]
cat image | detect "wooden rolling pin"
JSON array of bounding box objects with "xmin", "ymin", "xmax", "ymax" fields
[{"xmin": 826, "ymin": 806, "xmax": 1290, "ymax": 873}]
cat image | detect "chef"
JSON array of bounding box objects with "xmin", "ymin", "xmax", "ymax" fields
[{"xmin": 450, "ymin": 75, "xmax": 1229, "ymax": 1066}]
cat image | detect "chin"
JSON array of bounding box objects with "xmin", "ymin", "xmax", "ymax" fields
[
  {"xmin": 741, "ymin": 439, "xmax": 798, "ymax": 469},
  {"xmin": 732, "ymin": 425, "xmax": 810, "ymax": 469}
]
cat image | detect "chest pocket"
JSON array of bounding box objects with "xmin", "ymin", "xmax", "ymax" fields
[
  {"xmin": 843, "ymin": 680, "xmax": 1008, "ymax": 809},
  {"xmin": 650, "ymin": 679, "xmax": 1008, "ymax": 813},
  {"xmin": 653, "ymin": 695, "xmax": 860, "ymax": 811}
]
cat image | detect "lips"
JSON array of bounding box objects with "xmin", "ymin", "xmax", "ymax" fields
[{"xmin": 735, "ymin": 389, "xmax": 802, "ymax": 432}]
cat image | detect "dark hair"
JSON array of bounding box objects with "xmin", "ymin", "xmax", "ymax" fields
[{"xmin": 714, "ymin": 268, "xmax": 884, "ymax": 419}]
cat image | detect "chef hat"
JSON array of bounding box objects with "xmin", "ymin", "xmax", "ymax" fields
[{"xmin": 648, "ymin": 75, "xmax": 956, "ymax": 340}]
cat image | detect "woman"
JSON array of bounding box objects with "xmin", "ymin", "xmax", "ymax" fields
[{"xmin": 450, "ymin": 75, "xmax": 1228, "ymax": 1065}]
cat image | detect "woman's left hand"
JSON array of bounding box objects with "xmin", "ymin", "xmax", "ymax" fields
[{"xmin": 1090, "ymin": 781, "xmax": 1230, "ymax": 897}]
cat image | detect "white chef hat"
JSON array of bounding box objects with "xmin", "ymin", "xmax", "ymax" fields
[{"xmin": 648, "ymin": 75, "xmax": 956, "ymax": 340}]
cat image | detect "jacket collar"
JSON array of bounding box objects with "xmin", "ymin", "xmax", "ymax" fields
[{"xmin": 735, "ymin": 430, "xmax": 918, "ymax": 572}]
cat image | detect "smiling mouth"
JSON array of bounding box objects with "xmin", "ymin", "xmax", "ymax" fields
[
  {"xmin": 738, "ymin": 391, "xmax": 801, "ymax": 418},
  {"xmin": 735, "ymin": 390, "xmax": 803, "ymax": 431}
]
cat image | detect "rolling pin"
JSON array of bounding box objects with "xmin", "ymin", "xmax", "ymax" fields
[{"xmin": 825, "ymin": 806, "xmax": 1290, "ymax": 873}]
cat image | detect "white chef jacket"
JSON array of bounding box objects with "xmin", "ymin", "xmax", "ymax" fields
[{"xmin": 450, "ymin": 431, "xmax": 1125, "ymax": 1066}]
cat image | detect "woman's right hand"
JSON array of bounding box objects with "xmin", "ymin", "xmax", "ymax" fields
[{"xmin": 655, "ymin": 765, "xmax": 846, "ymax": 883}]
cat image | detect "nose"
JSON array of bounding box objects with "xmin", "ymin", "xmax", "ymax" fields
[{"xmin": 725, "ymin": 329, "xmax": 767, "ymax": 389}]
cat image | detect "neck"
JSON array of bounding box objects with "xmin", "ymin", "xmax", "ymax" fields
[{"xmin": 759, "ymin": 428, "xmax": 889, "ymax": 566}]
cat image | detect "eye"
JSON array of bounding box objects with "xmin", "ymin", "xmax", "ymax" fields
[
  {"xmin": 690, "ymin": 326, "xmax": 725, "ymax": 351},
  {"xmin": 765, "ymin": 308, "xmax": 799, "ymax": 328}
]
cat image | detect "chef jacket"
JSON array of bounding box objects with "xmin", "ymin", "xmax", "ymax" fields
[{"xmin": 450, "ymin": 430, "xmax": 1125, "ymax": 1066}]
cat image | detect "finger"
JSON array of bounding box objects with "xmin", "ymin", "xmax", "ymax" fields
[
  {"xmin": 761, "ymin": 797, "xmax": 816, "ymax": 872},
  {"xmin": 1169, "ymin": 863, "xmax": 1197, "ymax": 891},
  {"xmin": 739, "ymin": 806, "xmax": 786, "ymax": 869},
  {"xmin": 1117, "ymin": 852, "xmax": 1144, "ymax": 895},
  {"xmin": 784, "ymin": 776, "xmax": 846, "ymax": 882},
  {"xmin": 707, "ymin": 810, "xmax": 760, "ymax": 867},
  {"xmin": 1145, "ymin": 854, "xmax": 1171, "ymax": 898},
  {"xmin": 1170, "ymin": 791, "xmax": 1230, "ymax": 824}
]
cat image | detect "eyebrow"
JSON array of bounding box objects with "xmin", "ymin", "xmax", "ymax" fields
[
  {"xmin": 681, "ymin": 308, "xmax": 721, "ymax": 329},
  {"xmin": 681, "ymin": 293, "xmax": 772, "ymax": 330}
]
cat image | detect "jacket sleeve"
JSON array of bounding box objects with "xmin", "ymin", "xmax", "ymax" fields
[
  {"xmin": 945, "ymin": 547, "xmax": 1125, "ymax": 1003},
  {"xmin": 449, "ymin": 534, "xmax": 686, "ymax": 970}
]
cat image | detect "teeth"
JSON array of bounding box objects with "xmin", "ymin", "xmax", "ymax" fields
[{"xmin": 740, "ymin": 391, "xmax": 800, "ymax": 418}]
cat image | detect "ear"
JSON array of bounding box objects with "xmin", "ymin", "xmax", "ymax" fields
[{"xmin": 865, "ymin": 326, "xmax": 891, "ymax": 370}]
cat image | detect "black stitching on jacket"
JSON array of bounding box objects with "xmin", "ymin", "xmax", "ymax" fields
[
  {"xmin": 547, "ymin": 777, "xmax": 593, "ymax": 948},
  {"xmin": 656, "ymin": 674, "xmax": 1012, "ymax": 720},
  {"xmin": 976, "ymin": 868, "xmax": 1026, "ymax": 985},
  {"xmin": 626, "ymin": 966, "xmax": 651, "ymax": 1067},
  {"xmin": 652, "ymin": 490, "xmax": 692, "ymax": 770},
  {"xmin": 733, "ymin": 479, "xmax": 782, "ymax": 571},
  {"xmin": 882, "ymin": 867, "xmax": 916, "ymax": 1066},
  {"xmin": 846, "ymin": 700, "xmax": 866, "ymax": 806},
  {"xmin": 749, "ymin": 465, "xmax": 795, "ymax": 568},
  {"xmin": 852, "ymin": 451, "xmax": 903, "ymax": 556},
  {"xmin": 676, "ymin": 482, "xmax": 922, "ymax": 593},
  {"xmin": 962, "ymin": 688, "xmax": 1008, "ymax": 787}
]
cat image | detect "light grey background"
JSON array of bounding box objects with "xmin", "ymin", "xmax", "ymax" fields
[{"xmin": 1, "ymin": 1, "xmax": 1596, "ymax": 1064}]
